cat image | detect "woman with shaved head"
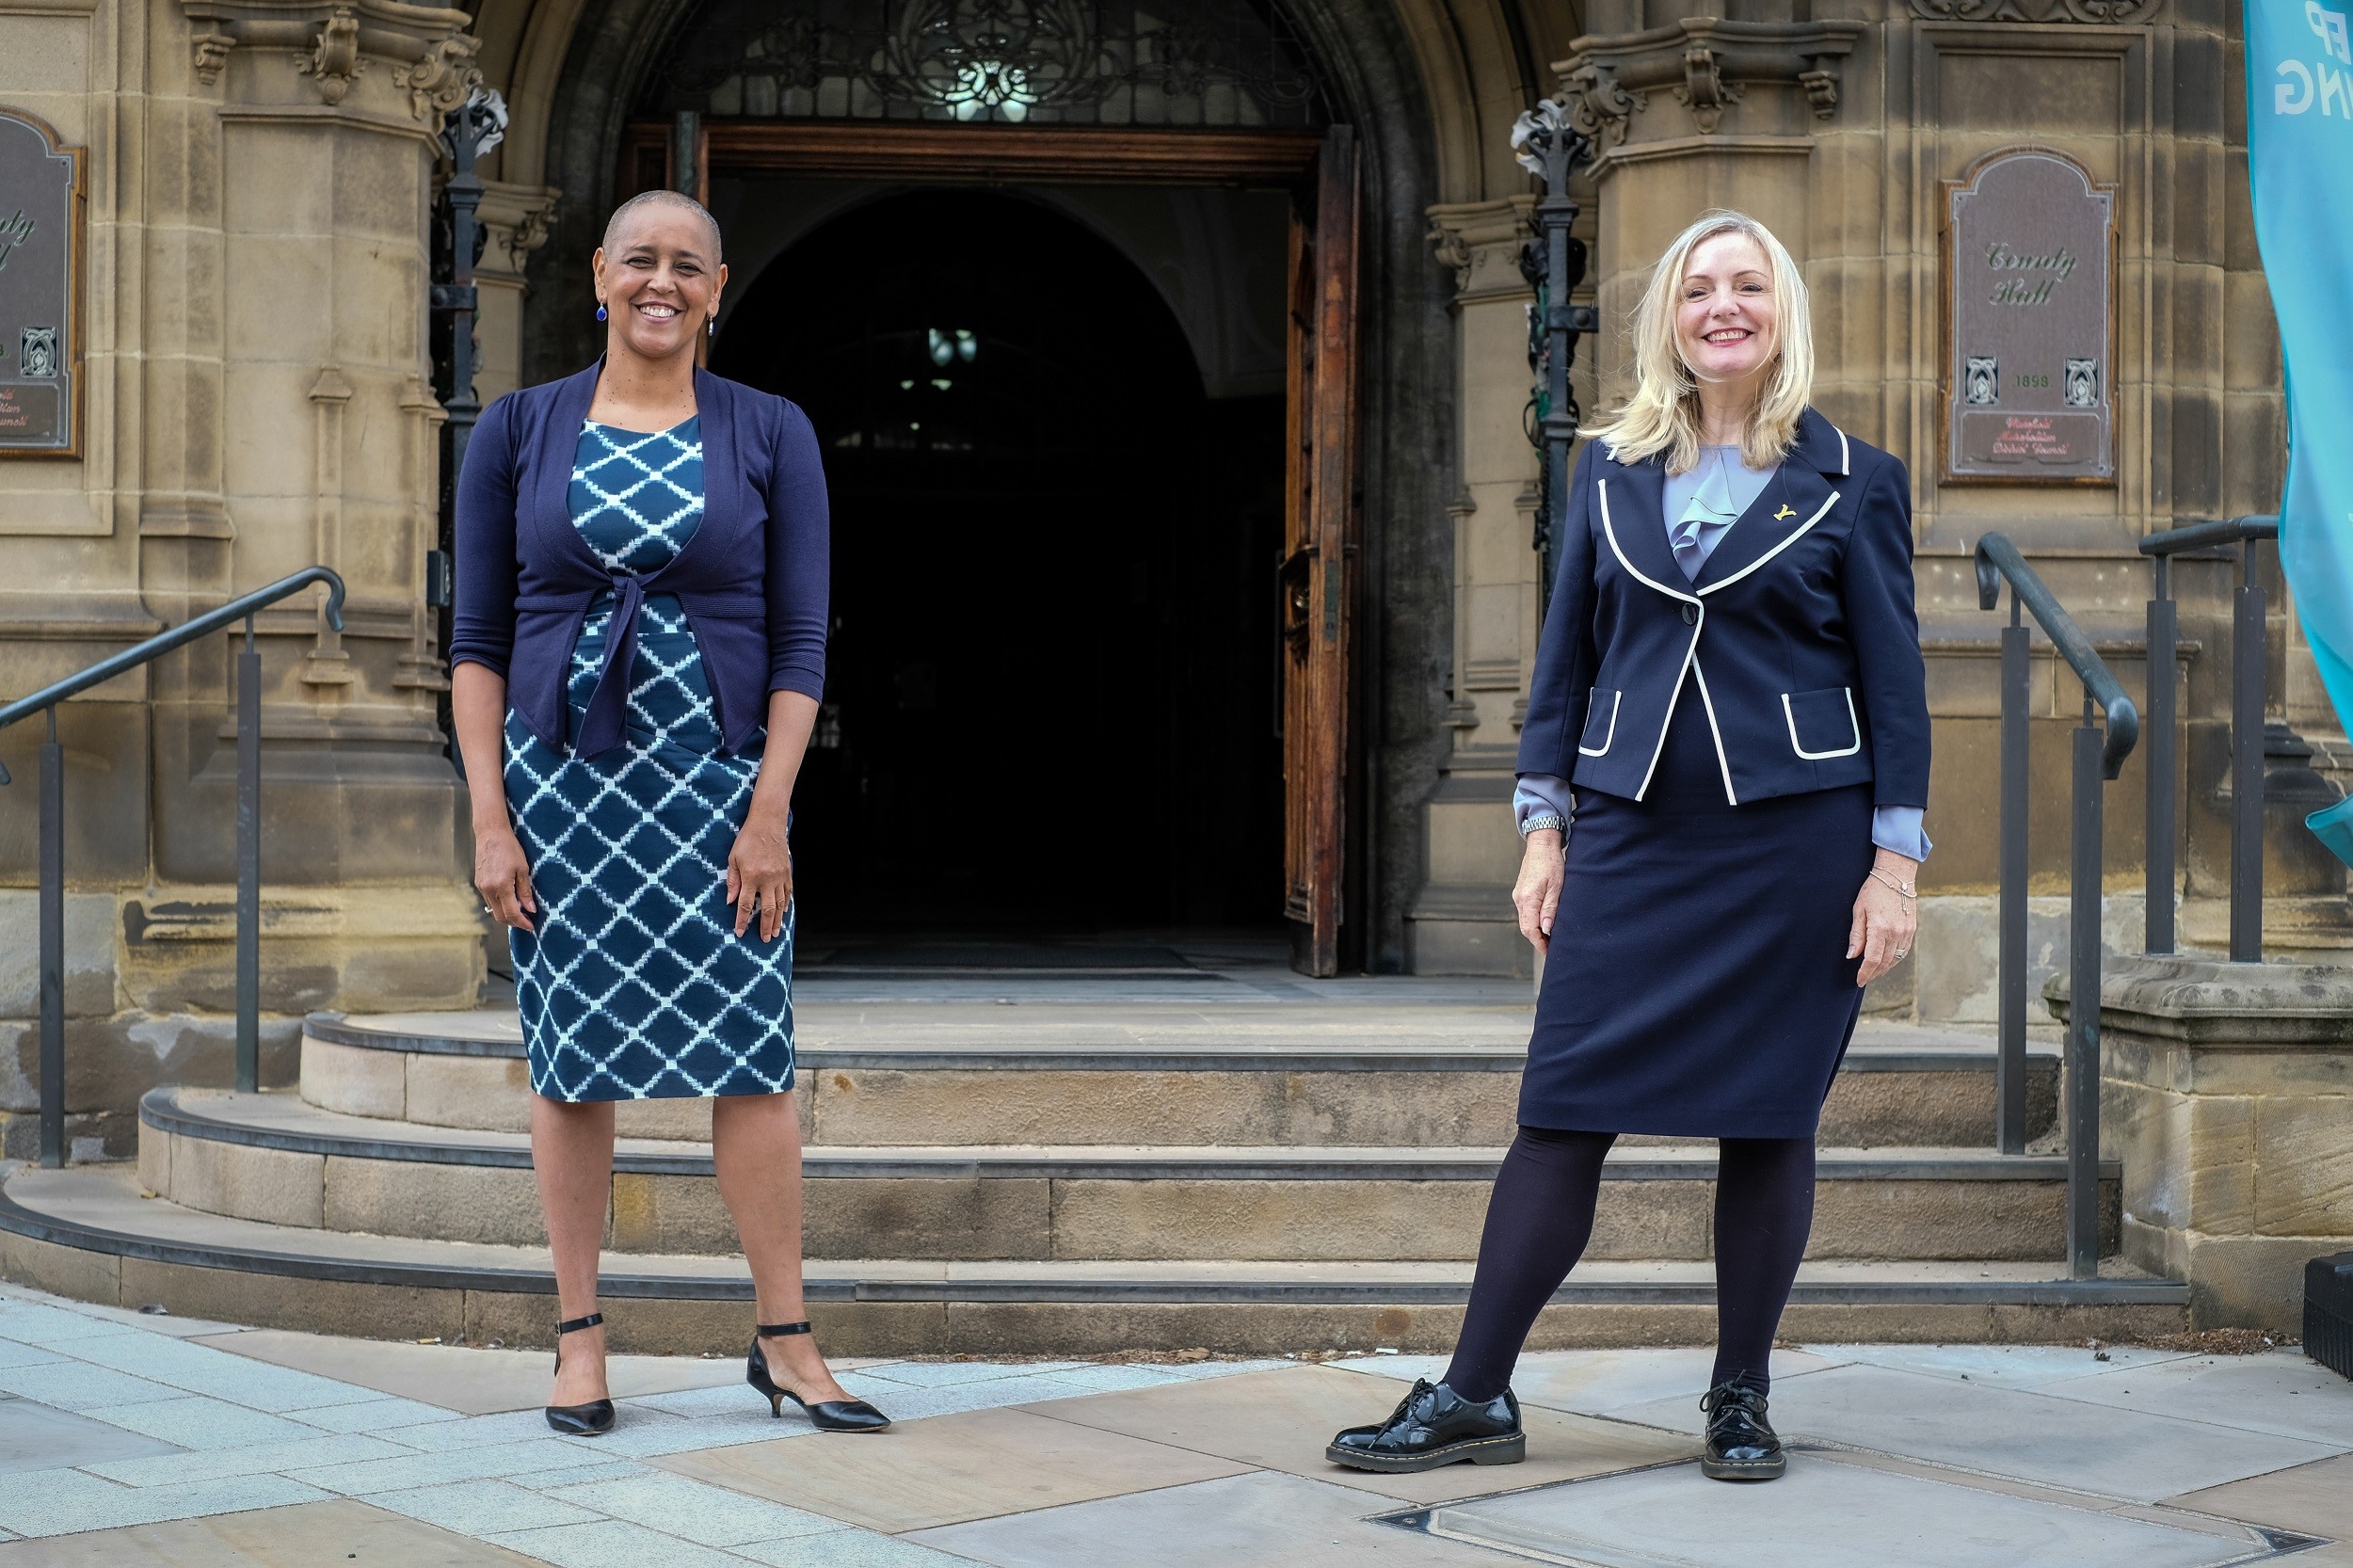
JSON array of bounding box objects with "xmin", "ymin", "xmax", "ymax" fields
[{"xmin": 451, "ymin": 190, "xmax": 888, "ymax": 1438}]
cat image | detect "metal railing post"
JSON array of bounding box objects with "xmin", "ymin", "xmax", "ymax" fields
[
  {"xmin": 236, "ymin": 616, "xmax": 262, "ymax": 1095},
  {"xmin": 1998, "ymin": 596, "xmax": 2030, "ymax": 1155},
  {"xmin": 38, "ymin": 706, "xmax": 63, "ymax": 1168},
  {"xmin": 2069, "ymin": 694, "xmax": 2105, "ymax": 1281},
  {"xmin": 2145, "ymin": 556, "xmax": 2176, "ymax": 953},
  {"xmin": 2231, "ymin": 540, "xmax": 2266, "ymax": 962}
]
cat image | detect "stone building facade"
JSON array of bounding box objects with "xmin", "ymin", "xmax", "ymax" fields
[{"xmin": 0, "ymin": 0, "xmax": 2319, "ymax": 1153}]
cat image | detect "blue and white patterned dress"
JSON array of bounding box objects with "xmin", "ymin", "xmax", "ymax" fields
[{"xmin": 503, "ymin": 417, "xmax": 795, "ymax": 1101}]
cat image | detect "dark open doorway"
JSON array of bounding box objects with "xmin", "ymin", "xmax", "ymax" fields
[{"xmin": 712, "ymin": 187, "xmax": 1286, "ymax": 935}]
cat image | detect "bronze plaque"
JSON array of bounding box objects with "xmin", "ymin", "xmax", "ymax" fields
[
  {"xmin": 1943, "ymin": 148, "xmax": 2116, "ymax": 485},
  {"xmin": 0, "ymin": 107, "xmax": 83, "ymax": 457}
]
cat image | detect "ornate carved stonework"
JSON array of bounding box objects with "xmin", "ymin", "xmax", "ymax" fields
[
  {"xmin": 1559, "ymin": 19, "xmax": 1865, "ymax": 148},
  {"xmin": 181, "ymin": 0, "xmax": 480, "ymax": 117},
  {"xmin": 298, "ymin": 8, "xmax": 364, "ymax": 104},
  {"xmin": 397, "ymin": 33, "xmax": 484, "ymax": 121},
  {"xmin": 1426, "ymin": 197, "xmax": 1538, "ymax": 302},
  {"xmin": 1910, "ymin": 0, "xmax": 2159, "ymax": 20}
]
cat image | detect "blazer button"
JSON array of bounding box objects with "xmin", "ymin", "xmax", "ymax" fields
[{"xmin": 1682, "ymin": 603, "xmax": 1698, "ymax": 626}]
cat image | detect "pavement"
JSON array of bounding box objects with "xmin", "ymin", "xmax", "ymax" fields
[{"xmin": 0, "ymin": 1283, "xmax": 2348, "ymax": 1566}]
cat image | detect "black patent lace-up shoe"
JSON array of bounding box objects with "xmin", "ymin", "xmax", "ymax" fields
[
  {"xmin": 1700, "ymin": 1381, "xmax": 1785, "ymax": 1480},
  {"xmin": 1326, "ymin": 1379, "xmax": 1525, "ymax": 1473}
]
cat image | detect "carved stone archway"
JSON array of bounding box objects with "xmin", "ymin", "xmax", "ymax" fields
[{"xmin": 519, "ymin": 0, "xmax": 1453, "ymax": 969}]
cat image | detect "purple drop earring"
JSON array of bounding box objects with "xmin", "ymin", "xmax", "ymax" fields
[{"xmin": 595, "ymin": 303, "xmax": 608, "ymax": 322}]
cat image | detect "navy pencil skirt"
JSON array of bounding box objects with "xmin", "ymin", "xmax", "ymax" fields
[{"xmin": 1522, "ymin": 688, "xmax": 1874, "ymax": 1139}]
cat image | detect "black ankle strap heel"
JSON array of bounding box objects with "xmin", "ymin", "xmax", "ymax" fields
[
  {"xmin": 747, "ymin": 1320, "xmax": 890, "ymax": 1432},
  {"xmin": 546, "ymin": 1311, "xmax": 616, "ymax": 1436}
]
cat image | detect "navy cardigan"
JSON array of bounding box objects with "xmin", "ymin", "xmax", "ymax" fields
[
  {"xmin": 1516, "ymin": 408, "xmax": 1929, "ymax": 809},
  {"xmin": 450, "ymin": 362, "xmax": 830, "ymax": 759}
]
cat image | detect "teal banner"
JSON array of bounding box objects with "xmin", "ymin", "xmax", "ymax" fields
[{"xmin": 2244, "ymin": 0, "xmax": 2353, "ymax": 860}]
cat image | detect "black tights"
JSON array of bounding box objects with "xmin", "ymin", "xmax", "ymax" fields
[{"xmin": 1441, "ymin": 1127, "xmax": 1817, "ymax": 1402}]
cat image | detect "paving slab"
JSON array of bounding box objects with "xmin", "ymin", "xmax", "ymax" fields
[
  {"xmin": 1609, "ymin": 1363, "xmax": 2342, "ymax": 1503},
  {"xmin": 1808, "ymin": 1342, "xmax": 2193, "ymax": 1388},
  {"xmin": 1426, "ymin": 1453, "xmax": 2275, "ymax": 1568},
  {"xmin": 658, "ymin": 1403, "xmax": 1254, "ymax": 1532},
  {"xmin": 0, "ymin": 1497, "xmax": 542, "ymax": 1565},
  {"xmin": 51, "ymin": 1333, "xmax": 379, "ymax": 1414},
  {"xmin": 0, "ymin": 1303, "xmax": 143, "ymax": 1348},
  {"xmin": 480, "ymin": 1517, "xmax": 753, "ymax": 1568},
  {"xmin": 543, "ymin": 1472, "xmax": 844, "ymax": 1547},
  {"xmin": 0, "ymin": 1364, "xmax": 181, "ymax": 1413},
  {"xmin": 0, "ymin": 1342, "xmax": 67, "ymax": 1371},
  {"xmin": 82, "ymin": 1434, "xmax": 415, "ymax": 1489},
  {"xmin": 728, "ymin": 1531, "xmax": 976, "ymax": 1566},
  {"xmin": 1333, "ymin": 1347, "xmax": 1847, "ymax": 1416},
  {"xmin": 0, "ymin": 1400, "xmax": 181, "ymax": 1476},
  {"xmin": 0, "ymin": 1471, "xmax": 331, "ymax": 1540},
  {"xmin": 909, "ymin": 1469, "xmax": 1519, "ymax": 1567},
  {"xmin": 366, "ymin": 1480, "xmax": 603, "ymax": 1535},
  {"xmin": 193, "ymin": 1330, "xmax": 760, "ymax": 1415},
  {"xmin": 76, "ymin": 1397, "xmax": 323, "ymax": 1452},
  {"xmin": 1017, "ymin": 1363, "xmax": 1692, "ymax": 1505},
  {"xmin": 2039, "ymin": 1352, "xmax": 2353, "ymax": 1448},
  {"xmin": 2168, "ymin": 1452, "xmax": 2353, "ymax": 1538}
]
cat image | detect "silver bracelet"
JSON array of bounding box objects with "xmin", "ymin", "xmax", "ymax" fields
[
  {"xmin": 1521, "ymin": 813, "xmax": 1568, "ymax": 839},
  {"xmin": 1867, "ymin": 866, "xmax": 1916, "ymax": 900}
]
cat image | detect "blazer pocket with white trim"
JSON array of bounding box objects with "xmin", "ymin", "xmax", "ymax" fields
[
  {"xmin": 1578, "ymin": 689, "xmax": 1622, "ymax": 757},
  {"xmin": 1782, "ymin": 687, "xmax": 1863, "ymax": 760}
]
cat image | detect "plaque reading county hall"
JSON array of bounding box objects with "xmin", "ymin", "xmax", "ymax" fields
[
  {"xmin": 0, "ymin": 108, "xmax": 84, "ymax": 457},
  {"xmin": 1943, "ymin": 148, "xmax": 2116, "ymax": 484}
]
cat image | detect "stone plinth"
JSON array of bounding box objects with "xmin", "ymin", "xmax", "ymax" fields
[{"xmin": 2051, "ymin": 955, "xmax": 2353, "ymax": 1332}]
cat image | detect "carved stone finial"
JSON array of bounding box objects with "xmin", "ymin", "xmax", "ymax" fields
[
  {"xmin": 298, "ymin": 7, "xmax": 364, "ymax": 104},
  {"xmin": 399, "ymin": 34, "xmax": 485, "ymax": 122}
]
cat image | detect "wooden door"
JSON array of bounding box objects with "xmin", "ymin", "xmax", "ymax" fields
[{"xmin": 1279, "ymin": 125, "xmax": 1359, "ymax": 976}]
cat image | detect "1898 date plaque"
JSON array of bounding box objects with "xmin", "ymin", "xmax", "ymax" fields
[
  {"xmin": 1943, "ymin": 148, "xmax": 2116, "ymax": 485},
  {"xmin": 0, "ymin": 107, "xmax": 84, "ymax": 457}
]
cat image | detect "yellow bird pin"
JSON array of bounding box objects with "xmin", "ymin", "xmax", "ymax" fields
[{"xmin": 1773, "ymin": 503, "xmax": 1797, "ymax": 520}]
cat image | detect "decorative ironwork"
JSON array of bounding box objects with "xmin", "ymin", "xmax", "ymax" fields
[
  {"xmin": 656, "ymin": 0, "xmax": 1325, "ymax": 125},
  {"xmin": 1511, "ymin": 101, "xmax": 1595, "ymax": 600}
]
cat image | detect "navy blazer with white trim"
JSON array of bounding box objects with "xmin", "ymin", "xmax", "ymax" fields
[{"xmin": 1515, "ymin": 408, "xmax": 1929, "ymax": 809}]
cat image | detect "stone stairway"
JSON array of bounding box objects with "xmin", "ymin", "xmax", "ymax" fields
[{"xmin": 0, "ymin": 978, "xmax": 2189, "ymax": 1354}]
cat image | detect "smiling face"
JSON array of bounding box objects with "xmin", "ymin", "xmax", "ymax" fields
[
  {"xmin": 1673, "ymin": 231, "xmax": 1778, "ymax": 390},
  {"xmin": 592, "ymin": 200, "xmax": 728, "ymax": 366}
]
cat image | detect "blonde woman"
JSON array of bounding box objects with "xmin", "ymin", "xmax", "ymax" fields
[{"xmin": 1328, "ymin": 212, "xmax": 1929, "ymax": 1481}]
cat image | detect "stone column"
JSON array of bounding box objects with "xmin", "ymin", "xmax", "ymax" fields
[
  {"xmin": 475, "ymin": 178, "xmax": 560, "ymax": 407},
  {"xmin": 0, "ymin": 0, "xmax": 488, "ymax": 1158},
  {"xmin": 2057, "ymin": 955, "xmax": 2353, "ymax": 1331},
  {"xmin": 1410, "ymin": 197, "xmax": 1540, "ymax": 976}
]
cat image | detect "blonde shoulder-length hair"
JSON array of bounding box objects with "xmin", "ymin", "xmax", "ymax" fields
[{"xmin": 1581, "ymin": 210, "xmax": 1814, "ymax": 475}]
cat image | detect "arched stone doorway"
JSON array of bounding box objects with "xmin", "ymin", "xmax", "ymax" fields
[
  {"xmin": 711, "ymin": 187, "xmax": 1287, "ymax": 934},
  {"xmin": 520, "ymin": 0, "xmax": 1449, "ymax": 972}
]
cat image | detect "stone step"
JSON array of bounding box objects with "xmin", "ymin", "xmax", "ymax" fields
[
  {"xmin": 0, "ymin": 1163, "xmax": 2188, "ymax": 1356},
  {"xmin": 301, "ymin": 1009, "xmax": 2061, "ymax": 1149},
  {"xmin": 137, "ymin": 1087, "xmax": 2120, "ymax": 1264}
]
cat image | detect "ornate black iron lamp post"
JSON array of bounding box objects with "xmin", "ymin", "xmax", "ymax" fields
[
  {"xmin": 431, "ymin": 88, "xmax": 507, "ymax": 632},
  {"xmin": 1510, "ymin": 101, "xmax": 1595, "ymax": 603}
]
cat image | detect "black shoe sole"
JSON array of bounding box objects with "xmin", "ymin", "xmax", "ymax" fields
[
  {"xmin": 1701, "ymin": 1452, "xmax": 1786, "ymax": 1481},
  {"xmin": 1325, "ymin": 1431, "xmax": 1527, "ymax": 1474}
]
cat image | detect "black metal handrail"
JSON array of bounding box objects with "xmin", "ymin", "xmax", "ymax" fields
[
  {"xmin": 2138, "ymin": 516, "xmax": 2277, "ymax": 961},
  {"xmin": 1975, "ymin": 534, "xmax": 2139, "ymax": 1282},
  {"xmin": 0, "ymin": 568, "xmax": 345, "ymax": 1167}
]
